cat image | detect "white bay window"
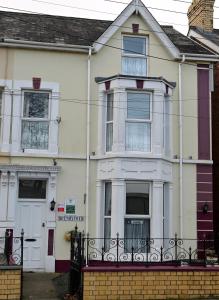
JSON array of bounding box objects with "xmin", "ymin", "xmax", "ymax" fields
[
  {"xmin": 122, "ymin": 36, "xmax": 147, "ymax": 76},
  {"xmin": 21, "ymin": 91, "xmax": 50, "ymax": 150}
]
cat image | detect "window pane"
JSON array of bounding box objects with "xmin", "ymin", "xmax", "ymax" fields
[
  {"xmin": 23, "ymin": 92, "xmax": 49, "ymax": 118},
  {"xmin": 127, "ymin": 93, "xmax": 150, "ymax": 120},
  {"xmin": 19, "ymin": 179, "xmax": 47, "ymax": 199},
  {"xmin": 126, "ymin": 122, "xmax": 151, "ymax": 152},
  {"xmin": 122, "ymin": 57, "xmax": 146, "ymax": 76},
  {"xmin": 124, "ymin": 219, "xmax": 150, "ymax": 252},
  {"xmin": 107, "ymin": 94, "xmax": 113, "ymax": 121},
  {"xmin": 126, "ymin": 194, "xmax": 149, "ymax": 215},
  {"xmin": 106, "ymin": 123, "xmax": 113, "ymax": 152},
  {"xmin": 123, "ymin": 36, "xmax": 146, "ymax": 55},
  {"xmin": 126, "ymin": 182, "xmax": 149, "ymax": 215},
  {"xmin": 21, "ymin": 120, "xmax": 49, "ymax": 149},
  {"xmin": 104, "ymin": 218, "xmax": 111, "ymax": 250},
  {"xmin": 0, "ymin": 91, "xmax": 2, "ymax": 115},
  {"xmin": 105, "ymin": 182, "xmax": 112, "ymax": 216}
]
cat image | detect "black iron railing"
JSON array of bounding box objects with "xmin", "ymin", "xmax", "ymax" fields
[
  {"xmin": 83, "ymin": 233, "xmax": 219, "ymax": 266},
  {"xmin": 0, "ymin": 230, "xmax": 24, "ymax": 267}
]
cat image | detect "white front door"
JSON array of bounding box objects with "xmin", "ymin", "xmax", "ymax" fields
[{"xmin": 16, "ymin": 201, "xmax": 46, "ymax": 271}]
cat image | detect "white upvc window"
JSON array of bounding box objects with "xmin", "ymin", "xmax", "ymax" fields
[
  {"xmin": 104, "ymin": 182, "xmax": 112, "ymax": 249},
  {"xmin": 21, "ymin": 91, "xmax": 50, "ymax": 150},
  {"xmin": 124, "ymin": 181, "xmax": 150, "ymax": 252},
  {"xmin": 106, "ymin": 93, "xmax": 113, "ymax": 152},
  {"xmin": 122, "ymin": 36, "xmax": 147, "ymax": 76},
  {"xmin": 0, "ymin": 90, "xmax": 3, "ymax": 141},
  {"xmin": 126, "ymin": 91, "xmax": 152, "ymax": 152}
]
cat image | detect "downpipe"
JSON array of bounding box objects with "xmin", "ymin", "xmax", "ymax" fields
[
  {"xmin": 85, "ymin": 47, "xmax": 92, "ymax": 265},
  {"xmin": 179, "ymin": 55, "xmax": 185, "ymax": 239}
]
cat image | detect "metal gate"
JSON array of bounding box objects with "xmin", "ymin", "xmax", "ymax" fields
[{"xmin": 69, "ymin": 226, "xmax": 85, "ymax": 300}]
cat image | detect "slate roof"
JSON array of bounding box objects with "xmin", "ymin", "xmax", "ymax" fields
[
  {"xmin": 162, "ymin": 26, "xmax": 212, "ymax": 54},
  {"xmin": 0, "ymin": 11, "xmax": 112, "ymax": 46},
  {"xmin": 0, "ymin": 10, "xmax": 213, "ymax": 55},
  {"xmin": 190, "ymin": 26, "xmax": 219, "ymax": 48}
]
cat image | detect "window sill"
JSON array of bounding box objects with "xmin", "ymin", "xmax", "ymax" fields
[{"xmin": 10, "ymin": 150, "xmax": 58, "ymax": 157}]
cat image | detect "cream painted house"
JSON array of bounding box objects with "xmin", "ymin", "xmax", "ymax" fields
[{"xmin": 0, "ymin": 0, "xmax": 217, "ymax": 272}]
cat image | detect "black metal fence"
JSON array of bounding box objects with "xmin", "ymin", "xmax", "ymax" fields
[
  {"xmin": 70, "ymin": 231, "xmax": 219, "ymax": 268},
  {"xmin": 0, "ymin": 229, "xmax": 24, "ymax": 267},
  {"xmin": 85, "ymin": 233, "xmax": 219, "ymax": 266}
]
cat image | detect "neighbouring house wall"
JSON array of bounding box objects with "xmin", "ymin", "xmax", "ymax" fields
[
  {"xmin": 83, "ymin": 268, "xmax": 219, "ymax": 300},
  {"xmin": 0, "ymin": 268, "xmax": 21, "ymax": 300},
  {"xmin": 212, "ymin": 62, "xmax": 219, "ymax": 239}
]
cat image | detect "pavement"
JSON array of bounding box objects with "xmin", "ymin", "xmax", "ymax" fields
[{"xmin": 22, "ymin": 272, "xmax": 69, "ymax": 300}]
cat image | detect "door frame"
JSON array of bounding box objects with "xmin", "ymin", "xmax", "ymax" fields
[{"xmin": 16, "ymin": 173, "xmax": 57, "ymax": 272}]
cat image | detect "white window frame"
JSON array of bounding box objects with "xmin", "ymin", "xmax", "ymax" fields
[
  {"xmin": 10, "ymin": 80, "xmax": 59, "ymax": 155},
  {"xmin": 124, "ymin": 181, "xmax": 151, "ymax": 220},
  {"xmin": 125, "ymin": 90, "xmax": 152, "ymax": 153},
  {"xmin": 21, "ymin": 90, "xmax": 51, "ymax": 151},
  {"xmin": 0, "ymin": 89, "xmax": 3, "ymax": 142},
  {"xmin": 103, "ymin": 181, "xmax": 112, "ymax": 239},
  {"xmin": 105, "ymin": 92, "xmax": 114, "ymax": 153},
  {"xmin": 122, "ymin": 35, "xmax": 148, "ymax": 76},
  {"xmin": 124, "ymin": 181, "xmax": 151, "ymax": 254}
]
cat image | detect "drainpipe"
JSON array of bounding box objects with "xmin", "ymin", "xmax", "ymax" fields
[
  {"xmin": 85, "ymin": 47, "xmax": 92, "ymax": 243},
  {"xmin": 179, "ymin": 55, "xmax": 185, "ymax": 239}
]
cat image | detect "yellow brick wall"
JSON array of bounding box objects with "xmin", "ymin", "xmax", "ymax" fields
[
  {"xmin": 83, "ymin": 270, "xmax": 219, "ymax": 300},
  {"xmin": 0, "ymin": 269, "xmax": 21, "ymax": 300}
]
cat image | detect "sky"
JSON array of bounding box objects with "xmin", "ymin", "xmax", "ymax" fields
[{"xmin": 0, "ymin": 0, "xmax": 219, "ymax": 35}]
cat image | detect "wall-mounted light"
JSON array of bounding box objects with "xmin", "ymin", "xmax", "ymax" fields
[
  {"xmin": 203, "ymin": 203, "xmax": 209, "ymax": 214},
  {"xmin": 50, "ymin": 199, "xmax": 56, "ymax": 211},
  {"xmin": 56, "ymin": 116, "xmax": 61, "ymax": 124}
]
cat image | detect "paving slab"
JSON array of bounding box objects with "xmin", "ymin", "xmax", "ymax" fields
[{"xmin": 22, "ymin": 272, "xmax": 62, "ymax": 299}]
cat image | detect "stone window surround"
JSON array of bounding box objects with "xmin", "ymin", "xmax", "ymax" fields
[{"xmin": 0, "ymin": 79, "xmax": 59, "ymax": 154}]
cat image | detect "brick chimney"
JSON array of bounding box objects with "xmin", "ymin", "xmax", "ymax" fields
[{"xmin": 188, "ymin": 0, "xmax": 215, "ymax": 32}]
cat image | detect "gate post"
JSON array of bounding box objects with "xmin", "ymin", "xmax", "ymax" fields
[{"xmin": 69, "ymin": 226, "xmax": 84, "ymax": 299}]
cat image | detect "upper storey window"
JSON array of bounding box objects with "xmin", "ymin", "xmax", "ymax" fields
[
  {"xmin": 21, "ymin": 91, "xmax": 50, "ymax": 150},
  {"xmin": 126, "ymin": 92, "xmax": 151, "ymax": 152},
  {"xmin": 0, "ymin": 90, "xmax": 2, "ymax": 140},
  {"xmin": 106, "ymin": 93, "xmax": 114, "ymax": 152},
  {"xmin": 122, "ymin": 36, "xmax": 147, "ymax": 76}
]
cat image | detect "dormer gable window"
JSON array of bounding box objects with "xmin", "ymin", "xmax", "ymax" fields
[{"xmin": 122, "ymin": 35, "xmax": 147, "ymax": 76}]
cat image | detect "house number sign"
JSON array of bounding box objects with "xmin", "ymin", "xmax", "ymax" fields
[{"xmin": 58, "ymin": 215, "xmax": 84, "ymax": 222}]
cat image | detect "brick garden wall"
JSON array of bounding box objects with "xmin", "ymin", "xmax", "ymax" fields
[
  {"xmin": 83, "ymin": 267, "xmax": 219, "ymax": 300},
  {"xmin": 0, "ymin": 268, "xmax": 21, "ymax": 300}
]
